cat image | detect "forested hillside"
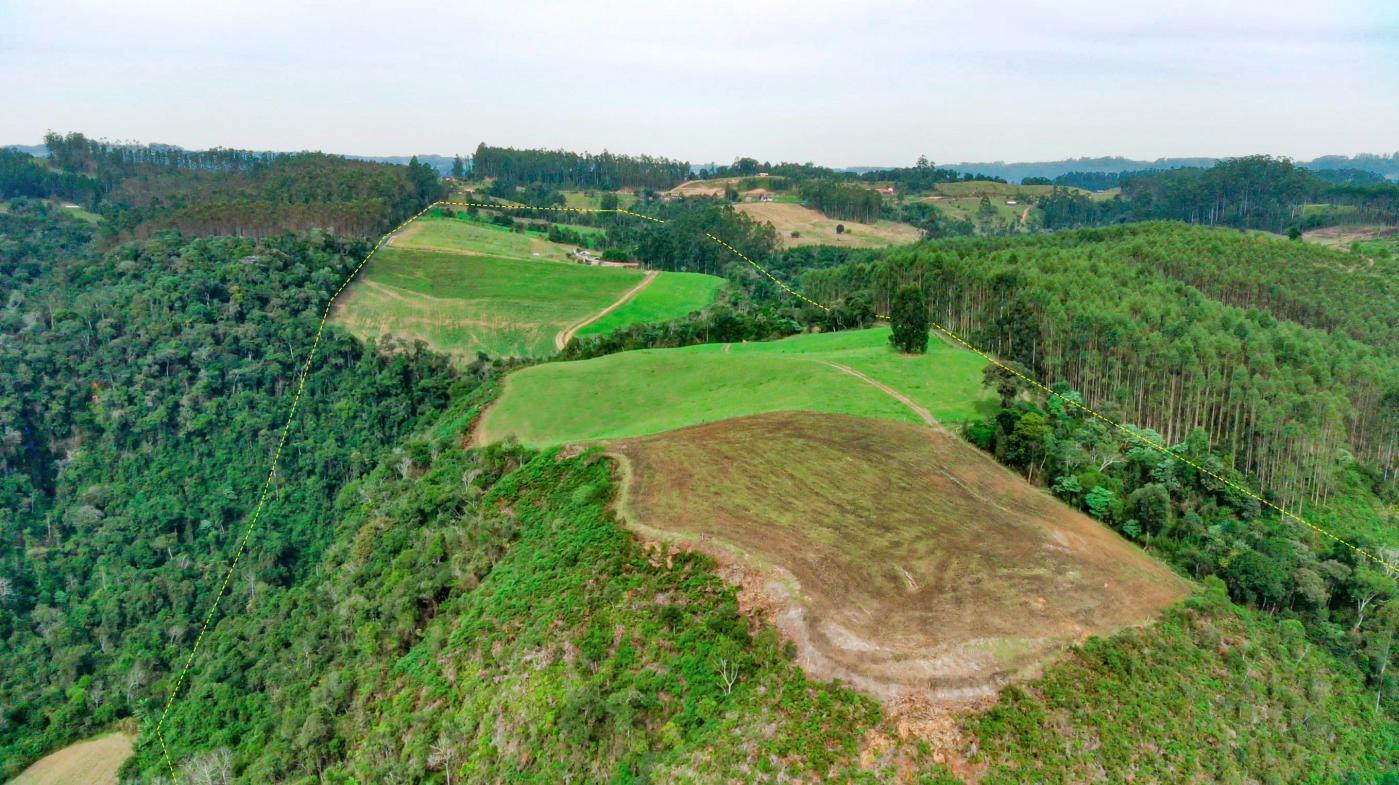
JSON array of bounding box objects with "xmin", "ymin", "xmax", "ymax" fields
[
  {"xmin": 472, "ymin": 143, "xmax": 690, "ymax": 190},
  {"xmin": 802, "ymin": 223, "xmax": 1399, "ymax": 504},
  {"xmin": 1037, "ymin": 156, "xmax": 1399, "ymax": 232},
  {"xmin": 0, "ymin": 202, "xmax": 470, "ymax": 777},
  {"xmin": 0, "ymin": 133, "xmax": 443, "ymax": 239},
  {"xmin": 794, "ymin": 221, "xmax": 1398, "ymax": 736},
  {"xmin": 3, "ymin": 142, "xmax": 1396, "ymax": 784}
]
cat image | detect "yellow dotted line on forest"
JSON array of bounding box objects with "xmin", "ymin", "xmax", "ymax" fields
[
  {"xmin": 155, "ymin": 198, "xmax": 1394, "ymax": 782},
  {"xmin": 152, "ymin": 203, "xmax": 438, "ymax": 780}
]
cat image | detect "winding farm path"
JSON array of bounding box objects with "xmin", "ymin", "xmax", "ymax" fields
[
  {"xmin": 555, "ymin": 270, "xmax": 659, "ymax": 350},
  {"xmin": 822, "ymin": 361, "xmax": 939, "ymax": 428}
]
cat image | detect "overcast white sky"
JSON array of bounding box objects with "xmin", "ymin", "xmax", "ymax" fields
[{"xmin": 3, "ymin": 0, "xmax": 1396, "ymax": 166}]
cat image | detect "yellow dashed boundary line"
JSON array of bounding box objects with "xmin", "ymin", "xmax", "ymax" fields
[{"xmin": 154, "ymin": 198, "xmax": 1395, "ymax": 782}]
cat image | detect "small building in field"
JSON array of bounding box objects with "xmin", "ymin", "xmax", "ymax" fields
[{"xmin": 572, "ymin": 249, "xmax": 641, "ymax": 269}]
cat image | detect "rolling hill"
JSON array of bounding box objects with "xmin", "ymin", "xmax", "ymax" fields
[
  {"xmin": 331, "ymin": 214, "xmax": 723, "ymax": 359},
  {"xmin": 734, "ymin": 201, "xmax": 923, "ymax": 248},
  {"xmin": 478, "ymin": 327, "xmax": 994, "ymax": 445},
  {"xmin": 611, "ymin": 411, "xmax": 1192, "ymax": 702}
]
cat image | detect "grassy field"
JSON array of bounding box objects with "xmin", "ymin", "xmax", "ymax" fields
[
  {"xmin": 734, "ymin": 201, "xmax": 923, "ymax": 248},
  {"xmin": 333, "ymin": 215, "xmax": 722, "ymax": 359},
  {"xmin": 394, "ymin": 214, "xmax": 577, "ymax": 260},
  {"xmin": 333, "ymin": 247, "xmax": 646, "ymax": 359},
  {"xmin": 575, "ymin": 271, "xmax": 724, "ymax": 337},
  {"xmin": 931, "ymin": 180, "xmax": 1075, "ymax": 198},
  {"xmin": 923, "ymin": 194, "xmax": 1036, "ymax": 232},
  {"xmin": 479, "ymin": 327, "xmax": 993, "ymax": 445},
  {"xmin": 9, "ymin": 733, "xmax": 133, "ymax": 785},
  {"xmin": 559, "ymin": 190, "xmax": 622, "ymax": 210},
  {"xmin": 611, "ymin": 411, "xmax": 1191, "ymax": 701}
]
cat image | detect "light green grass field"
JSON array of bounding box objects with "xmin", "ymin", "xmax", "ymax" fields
[
  {"xmin": 60, "ymin": 204, "xmax": 103, "ymax": 224},
  {"xmin": 334, "ymin": 214, "xmax": 723, "ymax": 359},
  {"xmin": 575, "ymin": 272, "xmax": 725, "ymax": 337},
  {"xmin": 926, "ymin": 195, "xmax": 1035, "ymax": 231},
  {"xmin": 396, "ymin": 215, "xmax": 575, "ymax": 261},
  {"xmin": 480, "ymin": 327, "xmax": 993, "ymax": 445},
  {"xmin": 560, "ymin": 190, "xmax": 622, "ymax": 210},
  {"xmin": 334, "ymin": 247, "xmax": 647, "ymax": 359}
]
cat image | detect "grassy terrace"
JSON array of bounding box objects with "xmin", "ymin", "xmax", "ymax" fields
[{"xmin": 480, "ymin": 327, "xmax": 994, "ymax": 445}]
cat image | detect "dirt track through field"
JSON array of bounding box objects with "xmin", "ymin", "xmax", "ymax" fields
[
  {"xmin": 823, "ymin": 361, "xmax": 938, "ymax": 427},
  {"xmin": 555, "ymin": 270, "xmax": 658, "ymax": 350}
]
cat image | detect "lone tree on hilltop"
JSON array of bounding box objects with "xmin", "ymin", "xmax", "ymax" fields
[{"xmin": 889, "ymin": 285, "xmax": 929, "ymax": 354}]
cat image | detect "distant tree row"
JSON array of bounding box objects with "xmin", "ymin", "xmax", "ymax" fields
[
  {"xmin": 1050, "ymin": 170, "xmax": 1132, "ymax": 190},
  {"xmin": 0, "ymin": 149, "xmax": 104, "ymax": 207},
  {"xmin": 1038, "ymin": 156, "xmax": 1399, "ymax": 232},
  {"xmin": 800, "ymin": 179, "xmax": 883, "ymax": 223},
  {"xmin": 31, "ymin": 132, "xmax": 442, "ymax": 239},
  {"xmin": 857, "ymin": 156, "xmax": 1006, "ymax": 193},
  {"xmin": 472, "ymin": 142, "xmax": 690, "ymax": 190},
  {"xmin": 698, "ymin": 158, "xmax": 838, "ymax": 180},
  {"xmin": 601, "ymin": 197, "xmax": 782, "ymax": 276}
]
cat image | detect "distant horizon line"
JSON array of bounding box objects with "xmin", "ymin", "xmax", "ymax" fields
[{"xmin": 6, "ymin": 139, "xmax": 1396, "ymax": 173}]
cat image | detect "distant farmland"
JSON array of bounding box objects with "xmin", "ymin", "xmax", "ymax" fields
[
  {"xmin": 735, "ymin": 201, "xmax": 923, "ymax": 248},
  {"xmin": 332, "ymin": 214, "xmax": 722, "ymax": 359}
]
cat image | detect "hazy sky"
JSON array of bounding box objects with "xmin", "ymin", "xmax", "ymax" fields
[{"xmin": 3, "ymin": 0, "xmax": 1396, "ymax": 166}]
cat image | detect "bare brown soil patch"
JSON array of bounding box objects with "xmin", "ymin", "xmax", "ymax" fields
[
  {"xmin": 1302, "ymin": 224, "xmax": 1397, "ymax": 249},
  {"xmin": 609, "ymin": 411, "xmax": 1190, "ymax": 705}
]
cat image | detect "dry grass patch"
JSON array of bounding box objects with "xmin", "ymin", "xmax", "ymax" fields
[
  {"xmin": 611, "ymin": 411, "xmax": 1190, "ymax": 705},
  {"xmin": 1302, "ymin": 224, "xmax": 1397, "ymax": 249},
  {"xmin": 9, "ymin": 733, "xmax": 133, "ymax": 785},
  {"xmin": 734, "ymin": 201, "xmax": 922, "ymax": 248}
]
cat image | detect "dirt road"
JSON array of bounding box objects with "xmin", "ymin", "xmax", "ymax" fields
[
  {"xmin": 822, "ymin": 361, "xmax": 938, "ymax": 427},
  {"xmin": 554, "ymin": 271, "xmax": 658, "ymax": 351}
]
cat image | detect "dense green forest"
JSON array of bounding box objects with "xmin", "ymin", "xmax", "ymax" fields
[
  {"xmin": 0, "ymin": 203, "xmax": 469, "ymax": 777},
  {"xmin": 471, "ymin": 143, "xmax": 690, "ymax": 190},
  {"xmin": 1037, "ymin": 156, "xmax": 1399, "ymax": 231},
  {"xmin": 800, "ymin": 179, "xmax": 884, "ymax": 223},
  {"xmin": 0, "ymin": 133, "xmax": 442, "ymax": 239},
  {"xmin": 960, "ymin": 364, "xmax": 1397, "ymax": 711},
  {"xmin": 856, "ymin": 156, "xmax": 1005, "ymax": 192}
]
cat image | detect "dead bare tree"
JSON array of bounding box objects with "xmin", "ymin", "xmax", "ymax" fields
[
  {"xmin": 427, "ymin": 736, "xmax": 461, "ymax": 785},
  {"xmin": 717, "ymin": 658, "xmax": 740, "ymax": 696}
]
